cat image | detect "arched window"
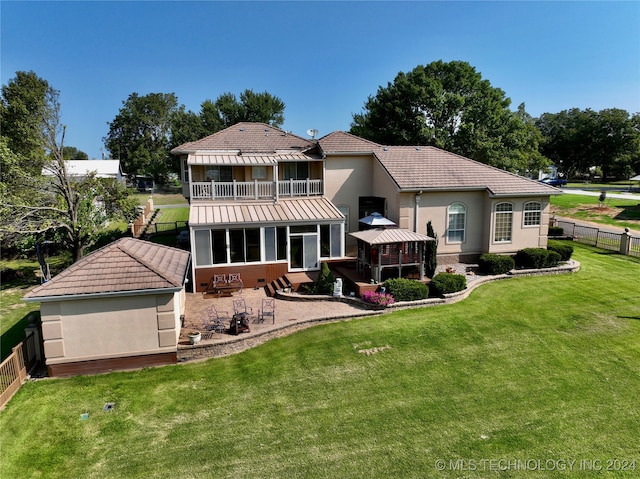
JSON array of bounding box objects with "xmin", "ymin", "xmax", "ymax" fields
[
  {"xmin": 494, "ymin": 203, "xmax": 513, "ymax": 242},
  {"xmin": 447, "ymin": 203, "xmax": 466, "ymax": 243},
  {"xmin": 524, "ymin": 201, "xmax": 542, "ymax": 226}
]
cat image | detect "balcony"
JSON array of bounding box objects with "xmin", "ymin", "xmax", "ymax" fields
[{"xmin": 191, "ymin": 179, "xmax": 323, "ymax": 200}]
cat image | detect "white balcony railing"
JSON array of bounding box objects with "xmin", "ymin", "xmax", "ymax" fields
[{"xmin": 191, "ymin": 179, "xmax": 323, "ymax": 200}]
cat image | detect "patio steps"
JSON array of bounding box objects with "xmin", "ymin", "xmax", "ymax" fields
[{"xmin": 265, "ymin": 272, "xmax": 318, "ymax": 297}]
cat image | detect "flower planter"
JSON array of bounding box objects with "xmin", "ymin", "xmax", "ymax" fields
[{"xmin": 188, "ymin": 332, "xmax": 201, "ymax": 345}]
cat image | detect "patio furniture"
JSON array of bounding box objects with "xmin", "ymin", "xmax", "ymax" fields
[
  {"xmin": 232, "ymin": 298, "xmax": 253, "ymax": 316},
  {"xmin": 258, "ymin": 298, "xmax": 275, "ymax": 324},
  {"xmin": 206, "ymin": 305, "xmax": 229, "ymax": 334},
  {"xmin": 203, "ymin": 273, "xmax": 243, "ymax": 297},
  {"xmin": 229, "ymin": 312, "xmax": 250, "ymax": 335}
]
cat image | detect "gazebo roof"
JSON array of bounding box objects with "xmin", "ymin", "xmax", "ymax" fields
[{"xmin": 349, "ymin": 228, "xmax": 434, "ymax": 245}]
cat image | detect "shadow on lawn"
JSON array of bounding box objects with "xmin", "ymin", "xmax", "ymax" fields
[
  {"xmin": 0, "ymin": 311, "xmax": 39, "ymax": 361},
  {"xmin": 614, "ymin": 203, "xmax": 640, "ymax": 221}
]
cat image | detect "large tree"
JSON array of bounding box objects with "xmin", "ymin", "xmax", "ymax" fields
[
  {"xmin": 104, "ymin": 92, "xmax": 180, "ymax": 180},
  {"xmin": 1, "ymin": 74, "xmax": 137, "ymax": 262},
  {"xmin": 536, "ymin": 108, "xmax": 640, "ymax": 180},
  {"xmin": 169, "ymin": 89, "xmax": 286, "ymax": 149},
  {"xmin": 351, "ymin": 60, "xmax": 548, "ymax": 172},
  {"xmin": 0, "ymin": 70, "xmax": 52, "ymax": 175}
]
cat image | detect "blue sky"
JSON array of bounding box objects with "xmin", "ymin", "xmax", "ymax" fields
[{"xmin": 2, "ymin": 1, "xmax": 639, "ymax": 159}]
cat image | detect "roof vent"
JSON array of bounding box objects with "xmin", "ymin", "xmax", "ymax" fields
[
  {"xmin": 239, "ymin": 128, "xmax": 244, "ymax": 132},
  {"xmin": 383, "ymin": 147, "xmax": 388, "ymax": 151},
  {"xmin": 416, "ymin": 147, "xmax": 421, "ymax": 151}
]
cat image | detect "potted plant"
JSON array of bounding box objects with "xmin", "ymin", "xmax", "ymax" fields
[{"xmin": 188, "ymin": 331, "xmax": 201, "ymax": 345}]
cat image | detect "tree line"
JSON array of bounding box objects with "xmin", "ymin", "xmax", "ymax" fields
[{"xmin": 1, "ymin": 63, "xmax": 639, "ymax": 261}]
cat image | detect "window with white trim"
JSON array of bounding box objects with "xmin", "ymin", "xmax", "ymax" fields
[
  {"xmin": 337, "ymin": 205, "xmax": 350, "ymax": 233},
  {"xmin": 447, "ymin": 202, "xmax": 466, "ymax": 243},
  {"xmin": 523, "ymin": 201, "xmax": 541, "ymax": 226},
  {"xmin": 494, "ymin": 202, "xmax": 513, "ymax": 242}
]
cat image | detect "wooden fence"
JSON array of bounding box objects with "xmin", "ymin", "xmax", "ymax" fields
[
  {"xmin": 555, "ymin": 220, "xmax": 640, "ymax": 258},
  {"xmin": 0, "ymin": 332, "xmax": 38, "ymax": 410}
]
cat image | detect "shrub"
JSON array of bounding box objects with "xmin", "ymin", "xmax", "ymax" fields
[
  {"xmin": 478, "ymin": 253, "xmax": 515, "ymax": 275},
  {"xmin": 312, "ymin": 262, "xmax": 335, "ymax": 294},
  {"xmin": 548, "ymin": 226, "xmax": 564, "ymax": 236},
  {"xmin": 514, "ymin": 248, "xmax": 562, "ymax": 269},
  {"xmin": 360, "ymin": 291, "xmax": 395, "ymax": 307},
  {"xmin": 383, "ymin": 278, "xmax": 429, "ymax": 301},
  {"xmin": 429, "ymin": 273, "xmax": 466, "ymax": 297},
  {"xmin": 547, "ymin": 240, "xmax": 574, "ymax": 261},
  {"xmin": 425, "ymin": 221, "xmax": 438, "ymax": 278}
]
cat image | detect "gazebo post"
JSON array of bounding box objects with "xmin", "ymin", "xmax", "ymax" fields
[{"xmin": 419, "ymin": 241, "xmax": 425, "ymax": 280}]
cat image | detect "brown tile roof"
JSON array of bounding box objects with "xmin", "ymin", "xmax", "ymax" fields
[
  {"xmin": 375, "ymin": 146, "xmax": 560, "ymax": 196},
  {"xmin": 318, "ymin": 131, "xmax": 381, "ymax": 153},
  {"xmin": 171, "ymin": 122, "xmax": 314, "ymax": 154},
  {"xmin": 189, "ymin": 197, "xmax": 344, "ymax": 226},
  {"xmin": 24, "ymin": 238, "xmax": 191, "ymax": 301}
]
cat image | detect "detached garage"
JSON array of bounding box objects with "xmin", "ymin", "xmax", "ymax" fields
[{"xmin": 23, "ymin": 238, "xmax": 191, "ymax": 377}]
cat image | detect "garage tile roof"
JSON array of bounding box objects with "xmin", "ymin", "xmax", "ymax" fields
[{"xmin": 24, "ymin": 238, "xmax": 191, "ymax": 301}]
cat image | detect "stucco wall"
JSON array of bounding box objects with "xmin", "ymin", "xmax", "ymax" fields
[
  {"xmin": 325, "ymin": 155, "xmax": 374, "ymax": 255},
  {"xmin": 40, "ymin": 291, "xmax": 183, "ymax": 366}
]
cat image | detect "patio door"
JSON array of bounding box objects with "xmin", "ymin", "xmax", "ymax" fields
[{"xmin": 289, "ymin": 234, "xmax": 318, "ymax": 271}]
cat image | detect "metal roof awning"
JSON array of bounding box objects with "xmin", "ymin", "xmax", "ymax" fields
[
  {"xmin": 188, "ymin": 152, "xmax": 313, "ymax": 166},
  {"xmin": 349, "ymin": 228, "xmax": 434, "ymax": 245},
  {"xmin": 189, "ymin": 197, "xmax": 345, "ymax": 226}
]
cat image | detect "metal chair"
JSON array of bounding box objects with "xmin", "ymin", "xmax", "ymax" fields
[
  {"xmin": 232, "ymin": 298, "xmax": 253, "ymax": 316},
  {"xmin": 258, "ymin": 298, "xmax": 275, "ymax": 324},
  {"xmin": 206, "ymin": 304, "xmax": 229, "ymax": 334}
]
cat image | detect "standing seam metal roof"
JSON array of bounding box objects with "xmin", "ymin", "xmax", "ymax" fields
[{"xmin": 189, "ymin": 197, "xmax": 344, "ymax": 226}]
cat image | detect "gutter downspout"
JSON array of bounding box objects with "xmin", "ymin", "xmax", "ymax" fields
[{"xmin": 414, "ymin": 191, "xmax": 422, "ymax": 233}]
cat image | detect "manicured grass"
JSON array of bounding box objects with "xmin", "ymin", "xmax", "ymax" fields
[
  {"xmin": 551, "ymin": 194, "xmax": 640, "ymax": 230},
  {"xmin": 1, "ymin": 244, "xmax": 639, "ymax": 478},
  {"xmin": 155, "ymin": 206, "xmax": 189, "ymax": 223}
]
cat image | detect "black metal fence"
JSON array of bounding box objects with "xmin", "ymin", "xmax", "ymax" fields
[
  {"xmin": 143, "ymin": 221, "xmax": 188, "ymax": 238},
  {"xmin": 555, "ymin": 220, "xmax": 640, "ymax": 258}
]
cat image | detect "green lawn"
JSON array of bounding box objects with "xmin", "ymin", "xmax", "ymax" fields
[
  {"xmin": 1, "ymin": 244, "xmax": 639, "ymax": 478},
  {"xmin": 551, "ymin": 194, "xmax": 640, "ymax": 230},
  {"xmin": 155, "ymin": 206, "xmax": 189, "ymax": 223}
]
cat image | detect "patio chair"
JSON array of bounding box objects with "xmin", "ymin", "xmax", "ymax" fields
[
  {"xmin": 206, "ymin": 305, "xmax": 229, "ymax": 334},
  {"xmin": 258, "ymin": 298, "xmax": 276, "ymax": 324},
  {"xmin": 232, "ymin": 298, "xmax": 253, "ymax": 316}
]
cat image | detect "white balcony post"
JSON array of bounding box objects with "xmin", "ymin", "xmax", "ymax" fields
[
  {"xmin": 254, "ymin": 179, "xmax": 258, "ymax": 199},
  {"xmin": 233, "ymin": 179, "xmax": 237, "ymax": 200},
  {"xmin": 211, "ymin": 180, "xmax": 215, "ymax": 199},
  {"xmin": 306, "ymin": 178, "xmax": 310, "ymax": 196},
  {"xmin": 289, "ymin": 178, "xmax": 294, "ymax": 197}
]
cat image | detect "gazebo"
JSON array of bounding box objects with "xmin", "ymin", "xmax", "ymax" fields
[{"xmin": 349, "ymin": 228, "xmax": 435, "ymax": 283}]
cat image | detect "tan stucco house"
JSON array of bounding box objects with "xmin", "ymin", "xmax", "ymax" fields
[
  {"xmin": 23, "ymin": 238, "xmax": 190, "ymax": 377},
  {"xmin": 171, "ymin": 122, "xmax": 560, "ymax": 292}
]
